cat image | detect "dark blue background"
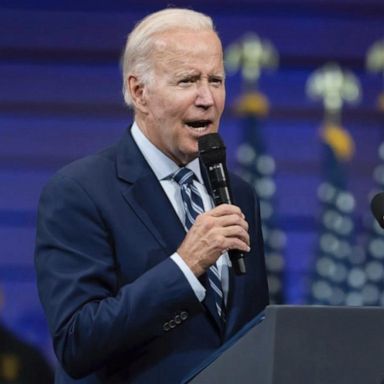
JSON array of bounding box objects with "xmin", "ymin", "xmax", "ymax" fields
[{"xmin": 1, "ymin": 0, "xmax": 383, "ymax": 363}]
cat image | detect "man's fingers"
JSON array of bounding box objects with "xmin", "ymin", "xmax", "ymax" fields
[
  {"xmin": 221, "ymin": 225, "xmax": 250, "ymax": 246},
  {"xmin": 208, "ymin": 204, "xmax": 243, "ymax": 217},
  {"xmin": 178, "ymin": 204, "xmax": 251, "ymax": 276},
  {"xmin": 215, "ymin": 213, "xmax": 249, "ymax": 231},
  {"xmin": 219, "ymin": 235, "xmax": 250, "ymax": 253}
]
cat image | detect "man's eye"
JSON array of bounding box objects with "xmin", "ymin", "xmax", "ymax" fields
[
  {"xmin": 210, "ymin": 78, "xmax": 223, "ymax": 86},
  {"xmin": 178, "ymin": 80, "xmax": 192, "ymax": 87}
]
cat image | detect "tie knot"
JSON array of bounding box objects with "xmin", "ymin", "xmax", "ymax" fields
[{"xmin": 172, "ymin": 168, "xmax": 195, "ymax": 186}]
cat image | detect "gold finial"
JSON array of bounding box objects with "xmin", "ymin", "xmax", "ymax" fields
[
  {"xmin": 234, "ymin": 91, "xmax": 269, "ymax": 117},
  {"xmin": 320, "ymin": 122, "xmax": 355, "ymax": 161}
]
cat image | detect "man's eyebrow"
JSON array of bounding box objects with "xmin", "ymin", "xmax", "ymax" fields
[
  {"xmin": 175, "ymin": 70, "xmax": 199, "ymax": 78},
  {"xmin": 175, "ymin": 71, "xmax": 225, "ymax": 78},
  {"xmin": 208, "ymin": 73, "xmax": 226, "ymax": 81}
]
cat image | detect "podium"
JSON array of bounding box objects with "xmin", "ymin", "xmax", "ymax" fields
[{"xmin": 187, "ymin": 305, "xmax": 384, "ymax": 384}]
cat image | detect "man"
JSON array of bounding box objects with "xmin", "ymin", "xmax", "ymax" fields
[{"xmin": 35, "ymin": 8, "xmax": 268, "ymax": 384}]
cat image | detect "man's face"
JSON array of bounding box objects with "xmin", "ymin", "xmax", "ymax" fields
[{"xmin": 137, "ymin": 29, "xmax": 226, "ymax": 165}]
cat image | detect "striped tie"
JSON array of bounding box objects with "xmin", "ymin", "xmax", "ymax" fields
[{"xmin": 173, "ymin": 167, "xmax": 226, "ymax": 322}]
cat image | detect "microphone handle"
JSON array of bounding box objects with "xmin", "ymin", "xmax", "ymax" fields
[
  {"xmin": 207, "ymin": 168, "xmax": 247, "ymax": 276},
  {"xmin": 229, "ymin": 250, "xmax": 247, "ymax": 275}
]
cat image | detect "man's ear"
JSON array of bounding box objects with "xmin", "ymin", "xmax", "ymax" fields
[{"xmin": 127, "ymin": 75, "xmax": 148, "ymax": 113}]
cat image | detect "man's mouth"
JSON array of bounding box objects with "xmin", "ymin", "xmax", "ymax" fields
[{"xmin": 185, "ymin": 120, "xmax": 212, "ymax": 132}]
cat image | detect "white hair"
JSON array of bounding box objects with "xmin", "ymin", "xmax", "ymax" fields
[{"xmin": 121, "ymin": 8, "xmax": 215, "ymax": 107}]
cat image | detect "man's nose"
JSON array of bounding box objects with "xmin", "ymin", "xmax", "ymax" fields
[{"xmin": 195, "ymin": 83, "xmax": 214, "ymax": 108}]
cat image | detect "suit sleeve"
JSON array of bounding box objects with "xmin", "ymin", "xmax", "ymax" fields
[{"xmin": 34, "ymin": 174, "xmax": 201, "ymax": 379}]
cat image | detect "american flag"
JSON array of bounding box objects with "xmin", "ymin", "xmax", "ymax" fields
[
  {"xmin": 307, "ymin": 122, "xmax": 362, "ymax": 305},
  {"xmin": 234, "ymin": 92, "xmax": 286, "ymax": 304}
]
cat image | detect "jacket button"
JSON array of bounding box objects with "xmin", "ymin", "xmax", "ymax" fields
[
  {"xmin": 163, "ymin": 322, "xmax": 170, "ymax": 332},
  {"xmin": 180, "ymin": 311, "xmax": 189, "ymax": 321}
]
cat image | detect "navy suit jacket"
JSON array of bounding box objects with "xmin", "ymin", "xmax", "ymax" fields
[{"xmin": 35, "ymin": 128, "xmax": 269, "ymax": 383}]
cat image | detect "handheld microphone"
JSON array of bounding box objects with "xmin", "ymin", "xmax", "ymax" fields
[
  {"xmin": 198, "ymin": 133, "xmax": 247, "ymax": 275},
  {"xmin": 370, "ymin": 192, "xmax": 384, "ymax": 229}
]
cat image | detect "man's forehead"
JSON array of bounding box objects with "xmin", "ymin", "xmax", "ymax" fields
[
  {"xmin": 151, "ymin": 30, "xmax": 224, "ymax": 70},
  {"xmin": 153, "ymin": 28, "xmax": 222, "ymax": 52},
  {"xmin": 153, "ymin": 54, "xmax": 225, "ymax": 79}
]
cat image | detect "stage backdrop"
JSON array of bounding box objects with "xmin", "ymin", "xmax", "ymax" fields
[{"xmin": 1, "ymin": 0, "xmax": 383, "ymax": 364}]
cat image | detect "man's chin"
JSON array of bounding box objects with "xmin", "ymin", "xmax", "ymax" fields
[{"xmin": 175, "ymin": 148, "xmax": 199, "ymax": 166}]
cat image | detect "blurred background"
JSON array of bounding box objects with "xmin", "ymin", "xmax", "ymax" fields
[{"xmin": 1, "ymin": 0, "xmax": 384, "ymax": 378}]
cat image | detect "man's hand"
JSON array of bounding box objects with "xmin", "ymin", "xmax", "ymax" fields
[{"xmin": 177, "ymin": 204, "xmax": 250, "ymax": 277}]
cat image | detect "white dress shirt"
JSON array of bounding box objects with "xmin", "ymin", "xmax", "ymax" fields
[{"xmin": 131, "ymin": 122, "xmax": 230, "ymax": 303}]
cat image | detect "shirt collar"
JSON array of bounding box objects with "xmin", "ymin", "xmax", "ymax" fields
[{"xmin": 131, "ymin": 122, "xmax": 204, "ymax": 184}]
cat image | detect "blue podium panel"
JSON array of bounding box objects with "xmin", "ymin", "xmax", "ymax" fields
[{"xmin": 188, "ymin": 305, "xmax": 384, "ymax": 384}]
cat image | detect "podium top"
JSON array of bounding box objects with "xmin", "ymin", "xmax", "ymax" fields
[{"xmin": 184, "ymin": 305, "xmax": 384, "ymax": 384}]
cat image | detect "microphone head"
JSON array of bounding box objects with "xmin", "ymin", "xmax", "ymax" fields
[
  {"xmin": 198, "ymin": 132, "xmax": 224, "ymax": 150},
  {"xmin": 198, "ymin": 133, "xmax": 226, "ymax": 165},
  {"xmin": 371, "ymin": 192, "xmax": 384, "ymax": 229}
]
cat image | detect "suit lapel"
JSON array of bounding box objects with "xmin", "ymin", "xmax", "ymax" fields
[{"xmin": 116, "ymin": 129, "xmax": 186, "ymax": 258}]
